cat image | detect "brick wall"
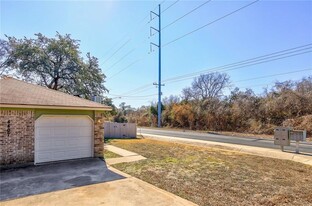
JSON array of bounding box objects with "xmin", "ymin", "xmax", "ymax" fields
[
  {"xmin": 0, "ymin": 109, "xmax": 105, "ymax": 165},
  {"xmin": 94, "ymin": 112, "xmax": 105, "ymax": 158},
  {"xmin": 0, "ymin": 110, "xmax": 35, "ymax": 165}
]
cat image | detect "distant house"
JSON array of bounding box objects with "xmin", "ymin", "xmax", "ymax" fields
[{"xmin": 0, "ymin": 77, "xmax": 111, "ymax": 166}]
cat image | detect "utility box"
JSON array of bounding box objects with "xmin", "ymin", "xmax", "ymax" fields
[
  {"xmin": 290, "ymin": 130, "xmax": 306, "ymax": 142},
  {"xmin": 274, "ymin": 127, "xmax": 290, "ymax": 146}
]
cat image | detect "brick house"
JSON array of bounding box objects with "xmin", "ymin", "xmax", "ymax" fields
[{"xmin": 0, "ymin": 77, "xmax": 111, "ymax": 166}]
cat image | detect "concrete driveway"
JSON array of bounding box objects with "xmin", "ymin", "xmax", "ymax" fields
[
  {"xmin": 0, "ymin": 158, "xmax": 124, "ymax": 201},
  {"xmin": 1, "ymin": 166, "xmax": 196, "ymax": 206}
]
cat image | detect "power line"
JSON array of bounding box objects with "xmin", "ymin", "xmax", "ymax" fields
[
  {"xmin": 125, "ymin": 50, "xmax": 312, "ymax": 96},
  {"xmin": 107, "ymin": 58, "xmax": 143, "ymax": 80},
  {"xmin": 167, "ymin": 68, "xmax": 312, "ymax": 86},
  {"xmin": 162, "ymin": 0, "xmax": 212, "ymax": 31},
  {"xmin": 105, "ymin": 33, "xmax": 311, "ymax": 79},
  {"xmin": 239, "ymin": 83, "xmax": 273, "ymax": 89},
  {"xmin": 102, "ymin": 0, "xmax": 258, "ymax": 83},
  {"xmin": 102, "ymin": 0, "xmax": 168, "ymax": 75},
  {"xmin": 113, "ymin": 98, "xmax": 156, "ymax": 101},
  {"xmin": 101, "ymin": 39, "xmax": 131, "ymax": 65},
  {"xmin": 148, "ymin": 0, "xmax": 167, "ymax": 23},
  {"xmin": 121, "ymin": 83, "xmax": 152, "ymax": 95},
  {"xmin": 163, "ymin": 0, "xmax": 259, "ymax": 47},
  {"xmin": 162, "ymin": 0, "xmax": 180, "ymax": 14},
  {"xmin": 163, "ymin": 50, "xmax": 312, "ymax": 84},
  {"xmin": 130, "ymin": 55, "xmax": 312, "ymax": 94},
  {"xmin": 129, "ymin": 47, "xmax": 312, "ymax": 94},
  {"xmin": 109, "ymin": 93, "xmax": 157, "ymax": 97},
  {"xmin": 234, "ymin": 68, "xmax": 312, "ymax": 83},
  {"xmin": 108, "ymin": 69, "xmax": 311, "ymax": 101},
  {"xmin": 104, "ymin": 48, "xmax": 136, "ymax": 73},
  {"xmin": 100, "ymin": 0, "xmax": 164, "ymax": 67},
  {"xmin": 160, "ymin": 69, "xmax": 310, "ymax": 98},
  {"xmin": 118, "ymin": 45, "xmax": 311, "ymax": 96},
  {"xmin": 163, "ymin": 44, "xmax": 312, "ymax": 82},
  {"xmin": 105, "ymin": 37, "xmax": 157, "ymax": 80},
  {"xmin": 102, "ymin": 0, "xmax": 180, "ymax": 91},
  {"xmin": 109, "ymin": 92, "xmax": 158, "ymax": 100},
  {"xmin": 98, "ymin": 34, "xmax": 129, "ymax": 63}
]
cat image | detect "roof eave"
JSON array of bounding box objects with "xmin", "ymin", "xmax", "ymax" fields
[{"xmin": 0, "ymin": 104, "xmax": 112, "ymax": 111}]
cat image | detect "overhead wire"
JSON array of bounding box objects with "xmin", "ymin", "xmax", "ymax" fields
[
  {"xmin": 104, "ymin": 48, "xmax": 136, "ymax": 73},
  {"xmin": 163, "ymin": 50, "xmax": 312, "ymax": 84},
  {"xmin": 148, "ymin": 0, "xmax": 167, "ymax": 23},
  {"xmin": 104, "ymin": 0, "xmax": 183, "ymax": 80},
  {"xmin": 167, "ymin": 68, "xmax": 312, "ymax": 87},
  {"xmin": 105, "ymin": 35, "xmax": 158, "ymax": 79},
  {"xmin": 100, "ymin": 0, "xmax": 165, "ymax": 67},
  {"xmin": 105, "ymin": 1, "xmax": 310, "ymax": 101},
  {"xmin": 162, "ymin": 0, "xmax": 180, "ymax": 14},
  {"xmin": 101, "ymin": 38, "xmax": 132, "ymax": 66},
  {"xmin": 233, "ymin": 68, "xmax": 312, "ymax": 83},
  {"xmin": 113, "ymin": 0, "xmax": 260, "ymax": 94},
  {"xmin": 112, "ymin": 68, "xmax": 311, "ymax": 100},
  {"xmin": 109, "ymin": 93, "xmax": 157, "ymax": 98},
  {"xmin": 162, "ymin": 0, "xmax": 212, "ymax": 31},
  {"xmin": 163, "ymin": 44, "xmax": 312, "ymax": 83},
  {"xmin": 116, "ymin": 44, "xmax": 311, "ymax": 96},
  {"xmin": 163, "ymin": 0, "xmax": 260, "ymax": 47},
  {"xmin": 107, "ymin": 58, "xmax": 144, "ymax": 80}
]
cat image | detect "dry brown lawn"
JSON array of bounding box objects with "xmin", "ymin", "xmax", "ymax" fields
[{"xmin": 109, "ymin": 138, "xmax": 312, "ymax": 206}]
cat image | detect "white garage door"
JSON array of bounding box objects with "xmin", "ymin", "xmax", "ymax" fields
[{"xmin": 35, "ymin": 115, "xmax": 93, "ymax": 164}]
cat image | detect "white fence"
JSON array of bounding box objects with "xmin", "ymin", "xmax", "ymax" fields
[{"xmin": 104, "ymin": 122, "xmax": 137, "ymax": 138}]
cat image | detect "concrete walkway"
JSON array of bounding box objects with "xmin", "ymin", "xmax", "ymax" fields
[
  {"xmin": 142, "ymin": 133, "xmax": 312, "ymax": 166},
  {"xmin": 104, "ymin": 145, "xmax": 146, "ymax": 165}
]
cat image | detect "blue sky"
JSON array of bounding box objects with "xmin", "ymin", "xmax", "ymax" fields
[{"xmin": 1, "ymin": 0, "xmax": 312, "ymax": 108}]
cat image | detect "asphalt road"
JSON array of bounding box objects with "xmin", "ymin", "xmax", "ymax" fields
[{"xmin": 139, "ymin": 128, "xmax": 312, "ymax": 154}]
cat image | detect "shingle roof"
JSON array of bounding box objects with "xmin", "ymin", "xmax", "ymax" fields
[{"xmin": 0, "ymin": 77, "xmax": 111, "ymax": 111}]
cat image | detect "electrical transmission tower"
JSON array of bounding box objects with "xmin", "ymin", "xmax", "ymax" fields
[{"xmin": 150, "ymin": 4, "xmax": 163, "ymax": 128}]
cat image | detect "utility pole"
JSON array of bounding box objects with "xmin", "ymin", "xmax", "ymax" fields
[{"xmin": 150, "ymin": 4, "xmax": 163, "ymax": 128}]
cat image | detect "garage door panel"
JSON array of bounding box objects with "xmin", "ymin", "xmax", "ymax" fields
[
  {"xmin": 67, "ymin": 118, "xmax": 92, "ymax": 127},
  {"xmin": 52, "ymin": 120, "xmax": 68, "ymax": 127},
  {"xmin": 36, "ymin": 140, "xmax": 57, "ymax": 150},
  {"xmin": 37, "ymin": 117, "xmax": 67, "ymax": 127},
  {"xmin": 53, "ymin": 128, "xmax": 68, "ymax": 137},
  {"xmin": 67, "ymin": 127, "xmax": 91, "ymax": 137},
  {"xmin": 36, "ymin": 127, "xmax": 53, "ymax": 137},
  {"xmin": 36, "ymin": 151, "xmax": 55, "ymax": 163},
  {"xmin": 36, "ymin": 147, "xmax": 92, "ymax": 161},
  {"xmin": 37, "ymin": 137, "xmax": 91, "ymax": 151},
  {"xmin": 35, "ymin": 116, "xmax": 93, "ymax": 164}
]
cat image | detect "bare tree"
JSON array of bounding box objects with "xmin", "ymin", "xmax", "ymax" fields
[
  {"xmin": 163, "ymin": 95, "xmax": 180, "ymax": 105},
  {"xmin": 182, "ymin": 72, "xmax": 230, "ymax": 101},
  {"xmin": 296, "ymin": 76, "xmax": 312, "ymax": 95}
]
